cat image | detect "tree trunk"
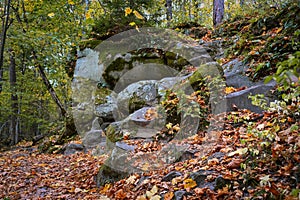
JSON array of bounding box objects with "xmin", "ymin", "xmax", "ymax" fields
[
  {"xmin": 0, "ymin": 0, "xmax": 12, "ymax": 93},
  {"xmin": 33, "ymin": 53, "xmax": 77, "ymax": 142},
  {"xmin": 9, "ymin": 49, "xmax": 18, "ymax": 145},
  {"xmin": 213, "ymin": 0, "xmax": 224, "ymax": 27},
  {"xmin": 166, "ymin": 0, "xmax": 172, "ymax": 26},
  {"xmin": 240, "ymin": 0, "xmax": 245, "ymax": 7},
  {"xmin": 35, "ymin": 60, "xmax": 67, "ymax": 118}
]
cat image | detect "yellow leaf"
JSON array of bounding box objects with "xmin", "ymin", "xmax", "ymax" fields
[
  {"xmin": 183, "ymin": 178, "xmax": 197, "ymax": 189},
  {"xmin": 146, "ymin": 191, "xmax": 153, "ymax": 198},
  {"xmin": 166, "ymin": 123, "xmax": 173, "ymax": 129},
  {"xmin": 150, "ymin": 195, "xmax": 161, "ymax": 200},
  {"xmin": 150, "ymin": 185, "xmax": 158, "ymax": 195},
  {"xmin": 133, "ymin": 10, "xmax": 144, "ymax": 20},
  {"xmin": 125, "ymin": 7, "xmax": 132, "ymax": 16},
  {"xmin": 137, "ymin": 195, "xmax": 147, "ymax": 200},
  {"xmin": 129, "ymin": 22, "xmax": 136, "ymax": 26},
  {"xmin": 48, "ymin": 13, "xmax": 55, "ymax": 17},
  {"xmin": 100, "ymin": 183, "xmax": 111, "ymax": 194},
  {"xmin": 171, "ymin": 176, "xmax": 183, "ymax": 185},
  {"xmin": 126, "ymin": 175, "xmax": 138, "ymax": 184},
  {"xmin": 68, "ymin": 0, "xmax": 75, "ymax": 5},
  {"xmin": 142, "ymin": 162, "xmax": 150, "ymax": 171},
  {"xmin": 85, "ymin": 12, "xmax": 91, "ymax": 19}
]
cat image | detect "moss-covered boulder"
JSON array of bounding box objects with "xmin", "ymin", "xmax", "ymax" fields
[
  {"xmin": 95, "ymin": 163, "xmax": 129, "ymax": 187},
  {"xmin": 105, "ymin": 122, "xmax": 124, "ymax": 143}
]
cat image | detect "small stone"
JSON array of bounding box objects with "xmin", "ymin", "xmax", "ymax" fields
[
  {"xmin": 215, "ymin": 176, "xmax": 231, "ymax": 190},
  {"xmin": 190, "ymin": 170, "xmax": 214, "ymax": 186},
  {"xmin": 174, "ymin": 190, "xmax": 187, "ymax": 200},
  {"xmin": 207, "ymin": 152, "xmax": 225, "ymax": 162},
  {"xmin": 64, "ymin": 143, "xmax": 84, "ymax": 155},
  {"xmin": 162, "ymin": 171, "xmax": 182, "ymax": 182}
]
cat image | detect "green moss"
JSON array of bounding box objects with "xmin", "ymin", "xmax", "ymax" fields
[
  {"xmin": 128, "ymin": 93, "xmax": 146, "ymax": 114},
  {"xmin": 105, "ymin": 124, "xmax": 123, "ymax": 143},
  {"xmin": 103, "ymin": 58, "xmax": 133, "ymax": 87},
  {"xmin": 94, "ymin": 87, "xmax": 112, "ymax": 105},
  {"xmin": 95, "ymin": 163, "xmax": 129, "ymax": 187},
  {"xmin": 79, "ymin": 39, "xmax": 102, "ymax": 50},
  {"xmin": 189, "ymin": 68, "xmax": 204, "ymax": 86}
]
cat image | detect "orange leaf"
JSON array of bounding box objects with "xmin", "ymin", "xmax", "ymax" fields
[
  {"xmin": 100, "ymin": 183, "xmax": 111, "ymax": 194},
  {"xmin": 225, "ymin": 87, "xmax": 236, "ymax": 94},
  {"xmin": 115, "ymin": 189, "xmax": 127, "ymax": 199},
  {"xmin": 164, "ymin": 192, "xmax": 174, "ymax": 200}
]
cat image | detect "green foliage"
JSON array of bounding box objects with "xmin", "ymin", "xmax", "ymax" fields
[
  {"xmin": 267, "ymin": 51, "xmax": 300, "ymax": 88},
  {"xmin": 0, "ymin": 0, "xmax": 88, "ymax": 144},
  {"xmin": 89, "ymin": 0, "xmax": 156, "ymax": 40}
]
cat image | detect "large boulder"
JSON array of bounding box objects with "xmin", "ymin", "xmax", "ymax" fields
[
  {"xmin": 94, "ymin": 93, "xmax": 118, "ymax": 128},
  {"xmin": 105, "ymin": 106, "xmax": 165, "ymax": 143},
  {"xmin": 82, "ymin": 129, "xmax": 105, "ymax": 149},
  {"xmin": 63, "ymin": 143, "xmax": 85, "ymax": 155},
  {"xmin": 102, "ymin": 49, "xmax": 191, "ymax": 89},
  {"xmin": 75, "ymin": 48, "xmax": 104, "ymax": 82},
  {"xmin": 116, "ymin": 80, "xmax": 158, "ymax": 120},
  {"xmin": 225, "ymin": 81, "xmax": 277, "ymax": 113},
  {"xmin": 222, "ymin": 58, "xmax": 255, "ymax": 88}
]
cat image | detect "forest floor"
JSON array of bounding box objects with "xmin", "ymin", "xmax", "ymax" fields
[{"xmin": 0, "ymin": 108, "xmax": 299, "ymax": 199}]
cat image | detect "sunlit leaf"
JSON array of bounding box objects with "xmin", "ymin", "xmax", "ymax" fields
[
  {"xmin": 183, "ymin": 178, "xmax": 197, "ymax": 189},
  {"xmin": 125, "ymin": 7, "xmax": 132, "ymax": 16},
  {"xmin": 129, "ymin": 22, "xmax": 136, "ymax": 26},
  {"xmin": 133, "ymin": 10, "xmax": 144, "ymax": 20},
  {"xmin": 48, "ymin": 13, "xmax": 55, "ymax": 17},
  {"xmin": 68, "ymin": 0, "xmax": 75, "ymax": 5},
  {"xmin": 166, "ymin": 123, "xmax": 173, "ymax": 129}
]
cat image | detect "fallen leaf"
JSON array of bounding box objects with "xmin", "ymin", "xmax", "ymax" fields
[
  {"xmin": 227, "ymin": 158, "xmax": 244, "ymax": 169},
  {"xmin": 150, "ymin": 195, "xmax": 161, "ymax": 200},
  {"xmin": 228, "ymin": 148, "xmax": 248, "ymax": 157},
  {"xmin": 183, "ymin": 178, "xmax": 197, "ymax": 189},
  {"xmin": 136, "ymin": 195, "xmax": 147, "ymax": 200},
  {"xmin": 150, "ymin": 185, "xmax": 158, "ymax": 195},
  {"xmin": 164, "ymin": 192, "xmax": 174, "ymax": 200},
  {"xmin": 208, "ymin": 158, "xmax": 219, "ymax": 166},
  {"xmin": 194, "ymin": 187, "xmax": 206, "ymax": 195},
  {"xmin": 115, "ymin": 189, "xmax": 126, "ymax": 199},
  {"xmin": 126, "ymin": 175, "xmax": 138, "ymax": 184}
]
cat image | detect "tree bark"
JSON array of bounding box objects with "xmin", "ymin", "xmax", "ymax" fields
[
  {"xmin": 33, "ymin": 52, "xmax": 77, "ymax": 141},
  {"xmin": 166, "ymin": 0, "xmax": 172, "ymax": 26},
  {"xmin": 34, "ymin": 55, "xmax": 67, "ymax": 118},
  {"xmin": 240, "ymin": 0, "xmax": 245, "ymax": 7},
  {"xmin": 9, "ymin": 48, "xmax": 18, "ymax": 145},
  {"xmin": 213, "ymin": 0, "xmax": 224, "ymax": 27},
  {"xmin": 0, "ymin": 0, "xmax": 12, "ymax": 93}
]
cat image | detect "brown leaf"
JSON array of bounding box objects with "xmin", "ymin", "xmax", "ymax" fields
[
  {"xmin": 115, "ymin": 189, "xmax": 127, "ymax": 199},
  {"xmin": 227, "ymin": 158, "xmax": 244, "ymax": 169},
  {"xmin": 194, "ymin": 187, "xmax": 206, "ymax": 195}
]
